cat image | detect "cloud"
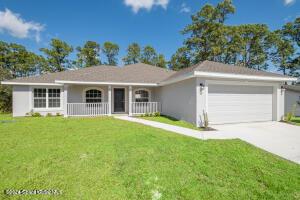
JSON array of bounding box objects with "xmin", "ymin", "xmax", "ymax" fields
[
  {"xmin": 0, "ymin": 8, "xmax": 44, "ymax": 42},
  {"xmin": 283, "ymin": 0, "xmax": 296, "ymax": 5},
  {"xmin": 124, "ymin": 0, "xmax": 169, "ymax": 13},
  {"xmin": 180, "ymin": 3, "xmax": 191, "ymax": 13}
]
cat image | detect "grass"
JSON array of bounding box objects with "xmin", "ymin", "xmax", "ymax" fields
[
  {"xmin": 0, "ymin": 114, "xmax": 299, "ymax": 199},
  {"xmin": 139, "ymin": 115, "xmax": 203, "ymax": 130},
  {"xmin": 291, "ymin": 117, "xmax": 300, "ymax": 126}
]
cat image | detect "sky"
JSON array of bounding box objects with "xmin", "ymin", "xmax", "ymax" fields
[{"xmin": 0, "ymin": 0, "xmax": 299, "ymax": 68}]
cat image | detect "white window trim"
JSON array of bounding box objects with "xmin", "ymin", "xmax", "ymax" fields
[
  {"xmin": 82, "ymin": 87, "xmax": 105, "ymax": 103},
  {"xmin": 133, "ymin": 88, "xmax": 151, "ymax": 102},
  {"xmin": 31, "ymin": 86, "xmax": 63, "ymax": 110}
]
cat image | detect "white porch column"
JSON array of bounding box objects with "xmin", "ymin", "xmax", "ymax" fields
[
  {"xmin": 129, "ymin": 86, "xmax": 132, "ymax": 116},
  {"xmin": 108, "ymin": 85, "xmax": 112, "ymax": 115},
  {"xmin": 63, "ymin": 84, "xmax": 69, "ymax": 117}
]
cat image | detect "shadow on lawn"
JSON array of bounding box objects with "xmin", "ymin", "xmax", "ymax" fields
[{"xmin": 160, "ymin": 115, "xmax": 180, "ymax": 121}]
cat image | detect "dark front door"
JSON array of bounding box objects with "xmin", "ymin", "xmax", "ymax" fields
[{"xmin": 114, "ymin": 88, "xmax": 125, "ymax": 112}]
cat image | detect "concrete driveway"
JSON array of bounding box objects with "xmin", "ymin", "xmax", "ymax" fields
[
  {"xmin": 207, "ymin": 122, "xmax": 300, "ymax": 164},
  {"xmin": 116, "ymin": 116, "xmax": 300, "ymax": 164}
]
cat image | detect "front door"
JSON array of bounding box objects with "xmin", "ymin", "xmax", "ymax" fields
[{"xmin": 114, "ymin": 88, "xmax": 125, "ymax": 112}]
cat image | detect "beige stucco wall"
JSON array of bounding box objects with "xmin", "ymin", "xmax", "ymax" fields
[
  {"xmin": 285, "ymin": 90, "xmax": 300, "ymax": 116},
  {"xmin": 13, "ymin": 85, "xmax": 30, "ymax": 117},
  {"xmin": 12, "ymin": 85, "xmax": 64, "ymax": 116},
  {"xmin": 68, "ymin": 85, "xmax": 109, "ymax": 103},
  {"xmin": 158, "ymin": 78, "xmax": 197, "ymax": 125}
]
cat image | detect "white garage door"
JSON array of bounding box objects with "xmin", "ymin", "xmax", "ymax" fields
[{"xmin": 208, "ymin": 84, "xmax": 273, "ymax": 124}]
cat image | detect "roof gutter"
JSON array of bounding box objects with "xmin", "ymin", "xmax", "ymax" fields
[
  {"xmin": 194, "ymin": 71, "xmax": 298, "ymax": 82},
  {"xmin": 1, "ymin": 81, "xmax": 63, "ymax": 86},
  {"xmin": 54, "ymin": 80, "xmax": 158, "ymax": 86}
]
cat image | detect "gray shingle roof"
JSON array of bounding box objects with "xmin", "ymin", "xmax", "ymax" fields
[
  {"xmin": 4, "ymin": 63, "xmax": 175, "ymax": 84},
  {"xmin": 2, "ymin": 61, "xmax": 293, "ymax": 85},
  {"xmin": 164, "ymin": 60, "xmax": 290, "ymax": 82}
]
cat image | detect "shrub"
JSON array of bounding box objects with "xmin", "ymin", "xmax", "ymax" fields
[
  {"xmin": 46, "ymin": 113, "xmax": 53, "ymax": 117},
  {"xmin": 56, "ymin": 113, "xmax": 61, "ymax": 116},
  {"xmin": 145, "ymin": 113, "xmax": 149, "ymax": 117},
  {"xmin": 203, "ymin": 111, "xmax": 209, "ymax": 129},
  {"xmin": 154, "ymin": 112, "xmax": 160, "ymax": 117},
  {"xmin": 26, "ymin": 109, "xmax": 34, "ymax": 117},
  {"xmin": 285, "ymin": 112, "xmax": 293, "ymax": 122},
  {"xmin": 31, "ymin": 112, "xmax": 42, "ymax": 117}
]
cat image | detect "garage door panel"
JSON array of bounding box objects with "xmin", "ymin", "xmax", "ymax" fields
[
  {"xmin": 208, "ymin": 84, "xmax": 273, "ymax": 124},
  {"xmin": 209, "ymin": 85, "xmax": 273, "ymax": 94}
]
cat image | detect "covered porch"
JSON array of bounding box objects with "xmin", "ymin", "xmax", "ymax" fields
[{"xmin": 63, "ymin": 84, "xmax": 161, "ymax": 117}]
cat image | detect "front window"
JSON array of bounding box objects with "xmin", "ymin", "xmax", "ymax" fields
[
  {"xmin": 33, "ymin": 88, "xmax": 61, "ymax": 108},
  {"xmin": 33, "ymin": 88, "xmax": 46, "ymax": 108},
  {"xmin": 48, "ymin": 89, "xmax": 61, "ymax": 108},
  {"xmin": 135, "ymin": 90, "xmax": 149, "ymax": 102},
  {"xmin": 85, "ymin": 89, "xmax": 102, "ymax": 103}
]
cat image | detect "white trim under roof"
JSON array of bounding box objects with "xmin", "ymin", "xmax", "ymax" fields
[
  {"xmin": 55, "ymin": 80, "xmax": 158, "ymax": 86},
  {"xmin": 1, "ymin": 81, "xmax": 63, "ymax": 86},
  {"xmin": 159, "ymin": 71, "xmax": 297, "ymax": 85},
  {"xmin": 194, "ymin": 71, "xmax": 298, "ymax": 82}
]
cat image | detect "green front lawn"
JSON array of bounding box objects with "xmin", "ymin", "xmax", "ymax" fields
[
  {"xmin": 291, "ymin": 117, "xmax": 300, "ymax": 126},
  {"xmin": 140, "ymin": 115, "xmax": 203, "ymax": 130},
  {"xmin": 0, "ymin": 115, "xmax": 299, "ymax": 199}
]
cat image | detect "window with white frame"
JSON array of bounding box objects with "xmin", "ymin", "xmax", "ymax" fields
[
  {"xmin": 33, "ymin": 88, "xmax": 61, "ymax": 108},
  {"xmin": 135, "ymin": 90, "xmax": 149, "ymax": 102},
  {"xmin": 33, "ymin": 88, "xmax": 46, "ymax": 108},
  {"xmin": 85, "ymin": 89, "xmax": 102, "ymax": 103},
  {"xmin": 48, "ymin": 89, "xmax": 61, "ymax": 108}
]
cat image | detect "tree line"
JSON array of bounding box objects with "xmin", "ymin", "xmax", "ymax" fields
[
  {"xmin": 0, "ymin": 0, "xmax": 300, "ymax": 112},
  {"xmin": 170, "ymin": 0, "xmax": 300, "ymax": 76}
]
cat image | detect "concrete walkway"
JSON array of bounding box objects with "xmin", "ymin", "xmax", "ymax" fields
[
  {"xmin": 114, "ymin": 116, "xmax": 205, "ymax": 139},
  {"xmin": 115, "ymin": 116, "xmax": 300, "ymax": 164}
]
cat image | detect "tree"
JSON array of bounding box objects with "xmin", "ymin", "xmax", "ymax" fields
[
  {"xmin": 0, "ymin": 66, "xmax": 12, "ymax": 112},
  {"xmin": 141, "ymin": 45, "xmax": 158, "ymax": 65},
  {"xmin": 222, "ymin": 26, "xmax": 244, "ymax": 65},
  {"xmin": 169, "ymin": 47, "xmax": 191, "ymax": 70},
  {"xmin": 281, "ymin": 17, "xmax": 300, "ymax": 76},
  {"xmin": 182, "ymin": 0, "xmax": 235, "ymax": 64},
  {"xmin": 215, "ymin": 0, "xmax": 235, "ymax": 23},
  {"xmin": 237, "ymin": 24, "xmax": 273, "ymax": 70},
  {"xmin": 270, "ymin": 18, "xmax": 299, "ymax": 76},
  {"xmin": 102, "ymin": 42, "xmax": 119, "ymax": 66},
  {"xmin": 0, "ymin": 41, "xmax": 46, "ymax": 112},
  {"xmin": 40, "ymin": 38, "xmax": 73, "ymax": 72},
  {"xmin": 155, "ymin": 54, "xmax": 167, "ymax": 68},
  {"xmin": 122, "ymin": 43, "xmax": 141, "ymax": 65},
  {"xmin": 270, "ymin": 35, "xmax": 294, "ymax": 75},
  {"xmin": 0, "ymin": 41, "xmax": 46, "ymax": 77},
  {"xmin": 76, "ymin": 41, "xmax": 101, "ymax": 68}
]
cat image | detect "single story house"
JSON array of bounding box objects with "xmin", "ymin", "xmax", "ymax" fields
[
  {"xmin": 1, "ymin": 61, "xmax": 297, "ymax": 127},
  {"xmin": 284, "ymin": 85, "xmax": 300, "ymax": 116}
]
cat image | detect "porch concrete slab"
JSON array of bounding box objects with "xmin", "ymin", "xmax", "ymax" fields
[{"xmin": 115, "ymin": 116, "xmax": 300, "ymax": 164}]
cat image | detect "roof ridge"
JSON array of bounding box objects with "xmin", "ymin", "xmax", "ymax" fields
[{"xmin": 123, "ymin": 62, "xmax": 175, "ymax": 73}]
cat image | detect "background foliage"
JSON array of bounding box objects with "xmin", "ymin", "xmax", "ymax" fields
[{"xmin": 0, "ymin": 0, "xmax": 299, "ymax": 112}]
